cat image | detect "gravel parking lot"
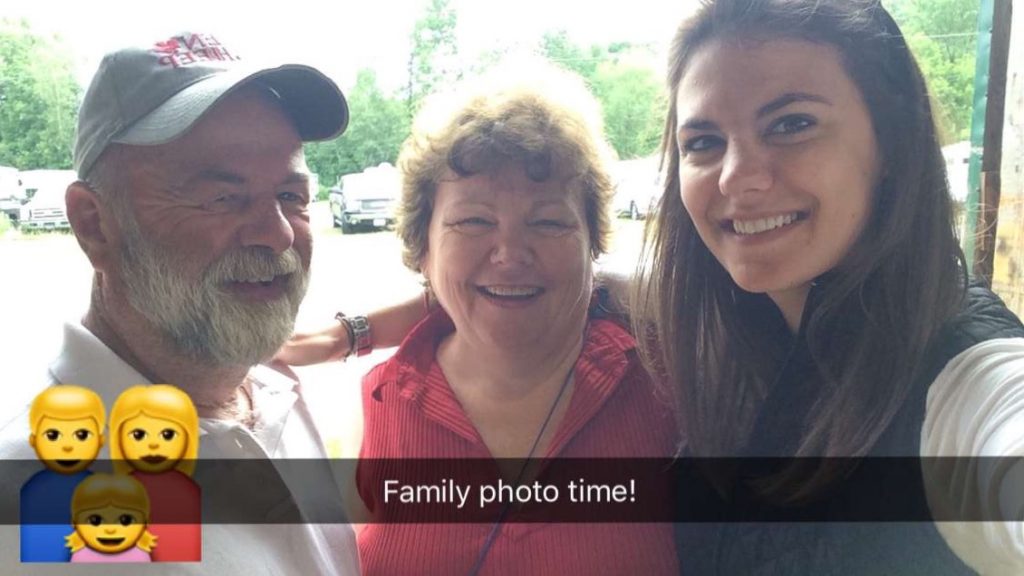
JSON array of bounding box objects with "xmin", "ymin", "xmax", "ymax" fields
[{"xmin": 0, "ymin": 202, "xmax": 645, "ymax": 456}]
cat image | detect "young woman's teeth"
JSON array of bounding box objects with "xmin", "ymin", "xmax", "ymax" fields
[
  {"xmin": 732, "ymin": 213, "xmax": 799, "ymax": 235},
  {"xmin": 480, "ymin": 286, "xmax": 542, "ymax": 298}
]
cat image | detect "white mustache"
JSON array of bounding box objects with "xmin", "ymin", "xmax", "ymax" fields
[{"xmin": 206, "ymin": 247, "xmax": 303, "ymax": 285}]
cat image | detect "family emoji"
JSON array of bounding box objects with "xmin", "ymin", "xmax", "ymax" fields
[{"xmin": 20, "ymin": 384, "xmax": 201, "ymax": 563}]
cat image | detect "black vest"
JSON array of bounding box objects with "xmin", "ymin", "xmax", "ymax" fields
[{"xmin": 675, "ymin": 283, "xmax": 1024, "ymax": 575}]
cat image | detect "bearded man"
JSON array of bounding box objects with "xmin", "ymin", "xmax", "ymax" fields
[{"xmin": 0, "ymin": 32, "xmax": 359, "ymax": 574}]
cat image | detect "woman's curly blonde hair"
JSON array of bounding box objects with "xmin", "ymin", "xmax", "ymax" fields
[{"xmin": 396, "ymin": 60, "xmax": 616, "ymax": 272}]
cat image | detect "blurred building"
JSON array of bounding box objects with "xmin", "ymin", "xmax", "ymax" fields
[{"xmin": 992, "ymin": 4, "xmax": 1024, "ymax": 317}]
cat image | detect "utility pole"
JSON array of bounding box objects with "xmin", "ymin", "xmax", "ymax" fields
[{"xmin": 966, "ymin": 0, "xmax": 1013, "ymax": 285}]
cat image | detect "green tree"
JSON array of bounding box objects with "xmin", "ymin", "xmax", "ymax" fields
[
  {"xmin": 406, "ymin": 0, "xmax": 459, "ymax": 117},
  {"xmin": 591, "ymin": 60, "xmax": 666, "ymax": 159},
  {"xmin": 0, "ymin": 19, "xmax": 80, "ymax": 169},
  {"xmin": 539, "ymin": 32, "xmax": 665, "ymax": 159},
  {"xmin": 305, "ymin": 68, "xmax": 409, "ymax": 197},
  {"xmin": 540, "ymin": 29, "xmax": 599, "ymax": 83},
  {"xmin": 887, "ymin": 0, "xmax": 979, "ymax": 141}
]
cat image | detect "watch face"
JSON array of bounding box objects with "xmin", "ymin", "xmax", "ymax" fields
[{"xmin": 348, "ymin": 316, "xmax": 372, "ymax": 355}]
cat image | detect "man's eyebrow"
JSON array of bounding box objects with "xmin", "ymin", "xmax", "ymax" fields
[
  {"xmin": 181, "ymin": 170, "xmax": 311, "ymax": 189},
  {"xmin": 186, "ymin": 170, "xmax": 246, "ymax": 187},
  {"xmin": 757, "ymin": 92, "xmax": 832, "ymax": 118}
]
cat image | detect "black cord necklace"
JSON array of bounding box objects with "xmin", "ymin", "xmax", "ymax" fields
[{"xmin": 466, "ymin": 368, "xmax": 575, "ymax": 576}]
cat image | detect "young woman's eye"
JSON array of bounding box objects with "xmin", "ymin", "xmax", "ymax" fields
[
  {"xmin": 130, "ymin": 429, "xmax": 147, "ymax": 441},
  {"xmin": 767, "ymin": 115, "xmax": 816, "ymax": 136},
  {"xmin": 88, "ymin": 514, "xmax": 103, "ymax": 526},
  {"xmin": 681, "ymin": 134, "xmax": 724, "ymax": 154},
  {"xmin": 119, "ymin": 514, "xmax": 135, "ymax": 526},
  {"xmin": 74, "ymin": 429, "xmax": 92, "ymax": 441},
  {"xmin": 161, "ymin": 429, "xmax": 177, "ymax": 441}
]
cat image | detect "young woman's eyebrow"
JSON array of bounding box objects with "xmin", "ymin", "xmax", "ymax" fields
[{"xmin": 756, "ymin": 92, "xmax": 832, "ymax": 118}]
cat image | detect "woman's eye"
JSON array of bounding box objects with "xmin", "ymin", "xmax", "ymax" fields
[
  {"xmin": 451, "ymin": 217, "xmax": 493, "ymax": 228},
  {"xmin": 88, "ymin": 514, "xmax": 103, "ymax": 526},
  {"xmin": 767, "ymin": 115, "xmax": 816, "ymax": 136},
  {"xmin": 130, "ymin": 429, "xmax": 147, "ymax": 441},
  {"xmin": 119, "ymin": 514, "xmax": 135, "ymax": 526},
  {"xmin": 161, "ymin": 429, "xmax": 177, "ymax": 441},
  {"xmin": 681, "ymin": 134, "xmax": 724, "ymax": 153},
  {"xmin": 74, "ymin": 429, "xmax": 92, "ymax": 441}
]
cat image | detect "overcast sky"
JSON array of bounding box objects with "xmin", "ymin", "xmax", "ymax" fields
[{"xmin": 7, "ymin": 0, "xmax": 697, "ymax": 91}]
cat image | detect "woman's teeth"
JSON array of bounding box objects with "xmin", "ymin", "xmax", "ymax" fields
[
  {"xmin": 732, "ymin": 212, "xmax": 800, "ymax": 235},
  {"xmin": 479, "ymin": 285, "xmax": 542, "ymax": 298}
]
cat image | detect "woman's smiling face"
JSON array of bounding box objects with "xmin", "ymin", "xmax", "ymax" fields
[
  {"xmin": 675, "ymin": 37, "xmax": 880, "ymax": 321},
  {"xmin": 421, "ymin": 163, "xmax": 593, "ymax": 352}
]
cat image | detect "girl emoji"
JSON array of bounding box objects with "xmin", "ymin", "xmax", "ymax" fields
[
  {"xmin": 67, "ymin": 473, "xmax": 156, "ymax": 563},
  {"xmin": 110, "ymin": 384, "xmax": 201, "ymax": 562}
]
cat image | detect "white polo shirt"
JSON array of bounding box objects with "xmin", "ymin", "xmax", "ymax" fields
[{"xmin": 0, "ymin": 321, "xmax": 360, "ymax": 575}]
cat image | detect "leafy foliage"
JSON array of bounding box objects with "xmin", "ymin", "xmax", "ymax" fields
[
  {"xmin": 887, "ymin": 0, "xmax": 979, "ymax": 142},
  {"xmin": 305, "ymin": 69, "xmax": 409, "ymax": 198},
  {"xmin": 539, "ymin": 31, "xmax": 665, "ymax": 160},
  {"xmin": 306, "ymin": 0, "xmax": 458, "ymax": 196},
  {"xmin": 0, "ymin": 19, "xmax": 80, "ymax": 170},
  {"xmin": 406, "ymin": 0, "xmax": 459, "ymax": 117}
]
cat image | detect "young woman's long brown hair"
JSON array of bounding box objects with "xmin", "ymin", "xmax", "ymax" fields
[{"xmin": 634, "ymin": 0, "xmax": 967, "ymax": 494}]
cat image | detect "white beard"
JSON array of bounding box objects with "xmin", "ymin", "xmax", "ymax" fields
[{"xmin": 116, "ymin": 214, "xmax": 309, "ymax": 367}]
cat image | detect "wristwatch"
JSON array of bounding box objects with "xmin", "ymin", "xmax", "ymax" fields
[{"xmin": 340, "ymin": 314, "xmax": 373, "ymax": 357}]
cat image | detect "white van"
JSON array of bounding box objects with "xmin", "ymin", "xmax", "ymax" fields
[
  {"xmin": 0, "ymin": 166, "xmax": 25, "ymax": 224},
  {"xmin": 19, "ymin": 169, "xmax": 76, "ymax": 231}
]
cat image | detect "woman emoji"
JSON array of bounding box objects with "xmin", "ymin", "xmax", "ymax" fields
[
  {"xmin": 67, "ymin": 473, "xmax": 156, "ymax": 563},
  {"xmin": 110, "ymin": 384, "xmax": 201, "ymax": 562}
]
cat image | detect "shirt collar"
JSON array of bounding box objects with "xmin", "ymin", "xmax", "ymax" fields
[
  {"xmin": 50, "ymin": 321, "xmax": 301, "ymax": 445},
  {"xmin": 370, "ymin": 305, "xmax": 639, "ymax": 402}
]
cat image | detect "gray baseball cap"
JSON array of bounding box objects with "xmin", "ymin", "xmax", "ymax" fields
[{"xmin": 74, "ymin": 32, "xmax": 348, "ymax": 177}]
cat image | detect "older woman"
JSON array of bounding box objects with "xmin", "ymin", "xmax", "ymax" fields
[{"xmin": 354, "ymin": 65, "xmax": 678, "ymax": 575}]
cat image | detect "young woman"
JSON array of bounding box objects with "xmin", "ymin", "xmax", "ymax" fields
[{"xmin": 639, "ymin": 0, "xmax": 1024, "ymax": 573}]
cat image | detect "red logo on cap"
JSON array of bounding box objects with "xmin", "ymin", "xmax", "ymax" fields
[
  {"xmin": 151, "ymin": 34, "xmax": 241, "ymax": 68},
  {"xmin": 153, "ymin": 39, "xmax": 180, "ymax": 53}
]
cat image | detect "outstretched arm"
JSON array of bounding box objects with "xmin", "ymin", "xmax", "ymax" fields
[
  {"xmin": 921, "ymin": 337, "xmax": 1024, "ymax": 574},
  {"xmin": 274, "ymin": 292, "xmax": 431, "ymax": 366}
]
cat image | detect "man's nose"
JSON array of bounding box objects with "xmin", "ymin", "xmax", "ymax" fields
[
  {"xmin": 718, "ymin": 139, "xmax": 774, "ymax": 197},
  {"xmin": 62, "ymin": 445, "xmax": 73, "ymax": 453},
  {"xmin": 239, "ymin": 199, "xmax": 295, "ymax": 253}
]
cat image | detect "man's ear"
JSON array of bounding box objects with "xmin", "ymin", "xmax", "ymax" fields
[
  {"xmin": 66, "ymin": 181, "xmax": 118, "ymax": 272},
  {"xmin": 28, "ymin": 433, "xmax": 35, "ymax": 448}
]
